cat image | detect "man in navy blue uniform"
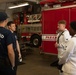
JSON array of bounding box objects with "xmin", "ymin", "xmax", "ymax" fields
[
  {"xmin": 7, "ymin": 21, "xmax": 22, "ymax": 74},
  {"xmin": 7, "ymin": 21, "xmax": 22, "ymax": 61},
  {"xmin": 0, "ymin": 12, "xmax": 16, "ymax": 75}
]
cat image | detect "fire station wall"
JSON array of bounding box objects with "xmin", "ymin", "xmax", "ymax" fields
[
  {"xmin": 0, "ymin": 3, "xmax": 23, "ymax": 22},
  {"xmin": 0, "ymin": 3, "xmax": 13, "ymax": 21}
]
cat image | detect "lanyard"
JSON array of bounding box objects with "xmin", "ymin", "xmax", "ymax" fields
[{"xmin": 57, "ymin": 31, "xmax": 64, "ymax": 44}]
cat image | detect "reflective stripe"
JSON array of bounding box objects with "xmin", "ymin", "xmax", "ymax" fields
[{"xmin": 42, "ymin": 34, "xmax": 56, "ymax": 41}]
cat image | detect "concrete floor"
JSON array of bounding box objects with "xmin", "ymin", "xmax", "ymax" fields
[{"xmin": 17, "ymin": 48, "xmax": 59, "ymax": 75}]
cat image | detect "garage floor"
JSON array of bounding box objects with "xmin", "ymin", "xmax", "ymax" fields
[{"xmin": 17, "ymin": 48, "xmax": 59, "ymax": 75}]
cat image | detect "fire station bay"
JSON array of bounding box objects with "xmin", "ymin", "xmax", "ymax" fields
[{"xmin": 1, "ymin": 0, "xmax": 76, "ymax": 75}]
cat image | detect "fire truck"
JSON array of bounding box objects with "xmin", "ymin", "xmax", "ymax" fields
[
  {"xmin": 13, "ymin": 4, "xmax": 42, "ymax": 48},
  {"xmin": 16, "ymin": 13, "xmax": 42, "ymax": 48},
  {"xmin": 41, "ymin": 1, "xmax": 76, "ymax": 54},
  {"xmin": 14, "ymin": 1, "xmax": 76, "ymax": 55}
]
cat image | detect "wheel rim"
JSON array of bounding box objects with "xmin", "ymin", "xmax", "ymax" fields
[{"xmin": 33, "ymin": 39, "xmax": 39, "ymax": 46}]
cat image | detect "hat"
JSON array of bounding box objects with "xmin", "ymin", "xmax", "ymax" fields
[
  {"xmin": 0, "ymin": 12, "xmax": 8, "ymax": 21},
  {"xmin": 70, "ymin": 21, "xmax": 76, "ymax": 31}
]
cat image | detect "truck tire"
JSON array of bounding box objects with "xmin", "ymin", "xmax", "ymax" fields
[{"xmin": 30, "ymin": 34, "xmax": 42, "ymax": 47}]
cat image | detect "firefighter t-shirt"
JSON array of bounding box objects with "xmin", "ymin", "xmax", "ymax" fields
[{"xmin": 0, "ymin": 27, "xmax": 13, "ymax": 57}]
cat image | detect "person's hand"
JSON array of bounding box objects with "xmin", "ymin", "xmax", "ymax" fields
[
  {"xmin": 19, "ymin": 58, "xmax": 22, "ymax": 62},
  {"xmin": 12, "ymin": 66, "xmax": 15, "ymax": 70},
  {"xmin": 19, "ymin": 53, "xmax": 22, "ymax": 62},
  {"xmin": 19, "ymin": 53, "xmax": 22, "ymax": 59},
  {"xmin": 11, "ymin": 65, "xmax": 15, "ymax": 70},
  {"xmin": 55, "ymin": 42, "xmax": 59, "ymax": 48}
]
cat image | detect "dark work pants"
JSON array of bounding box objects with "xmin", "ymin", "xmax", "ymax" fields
[
  {"xmin": 0, "ymin": 50, "xmax": 18, "ymax": 75},
  {"xmin": 15, "ymin": 50, "xmax": 19, "ymax": 75},
  {"xmin": 0, "ymin": 55, "xmax": 18, "ymax": 75},
  {"xmin": 0, "ymin": 61, "xmax": 15, "ymax": 75}
]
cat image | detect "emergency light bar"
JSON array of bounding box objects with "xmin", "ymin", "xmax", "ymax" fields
[{"xmin": 8, "ymin": 3, "xmax": 29, "ymax": 9}]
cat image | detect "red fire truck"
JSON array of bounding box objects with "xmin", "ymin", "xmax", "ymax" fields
[
  {"xmin": 15, "ymin": 1, "xmax": 76, "ymax": 55},
  {"xmin": 16, "ymin": 13, "xmax": 42, "ymax": 47},
  {"xmin": 41, "ymin": 1, "xmax": 76, "ymax": 54}
]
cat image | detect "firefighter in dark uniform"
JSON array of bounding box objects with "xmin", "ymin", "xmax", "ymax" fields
[
  {"xmin": 7, "ymin": 21, "xmax": 22, "ymax": 61},
  {"xmin": 7, "ymin": 21, "xmax": 22, "ymax": 74},
  {"xmin": 9, "ymin": 26, "xmax": 19, "ymax": 75},
  {"xmin": 0, "ymin": 12, "xmax": 17, "ymax": 75}
]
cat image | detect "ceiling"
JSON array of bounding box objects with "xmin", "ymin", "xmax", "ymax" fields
[
  {"xmin": 0, "ymin": 0, "xmax": 75, "ymax": 4},
  {"xmin": 0, "ymin": 0, "xmax": 42, "ymax": 3},
  {"xmin": 0, "ymin": 0, "xmax": 20, "ymax": 3}
]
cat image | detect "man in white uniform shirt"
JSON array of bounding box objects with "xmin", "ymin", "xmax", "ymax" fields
[
  {"xmin": 55, "ymin": 20, "xmax": 71, "ymax": 75},
  {"xmin": 58, "ymin": 21, "xmax": 76, "ymax": 75}
]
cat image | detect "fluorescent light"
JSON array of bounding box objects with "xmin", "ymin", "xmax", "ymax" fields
[{"xmin": 8, "ymin": 3, "xmax": 29, "ymax": 9}]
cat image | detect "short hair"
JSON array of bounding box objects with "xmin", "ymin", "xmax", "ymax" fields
[
  {"xmin": 70, "ymin": 21, "xmax": 76, "ymax": 31},
  {"xmin": 58, "ymin": 20, "xmax": 66, "ymax": 25},
  {"xmin": 7, "ymin": 21, "xmax": 14, "ymax": 26}
]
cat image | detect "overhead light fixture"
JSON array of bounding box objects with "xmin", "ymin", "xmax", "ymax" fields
[{"xmin": 8, "ymin": 3, "xmax": 29, "ymax": 9}]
